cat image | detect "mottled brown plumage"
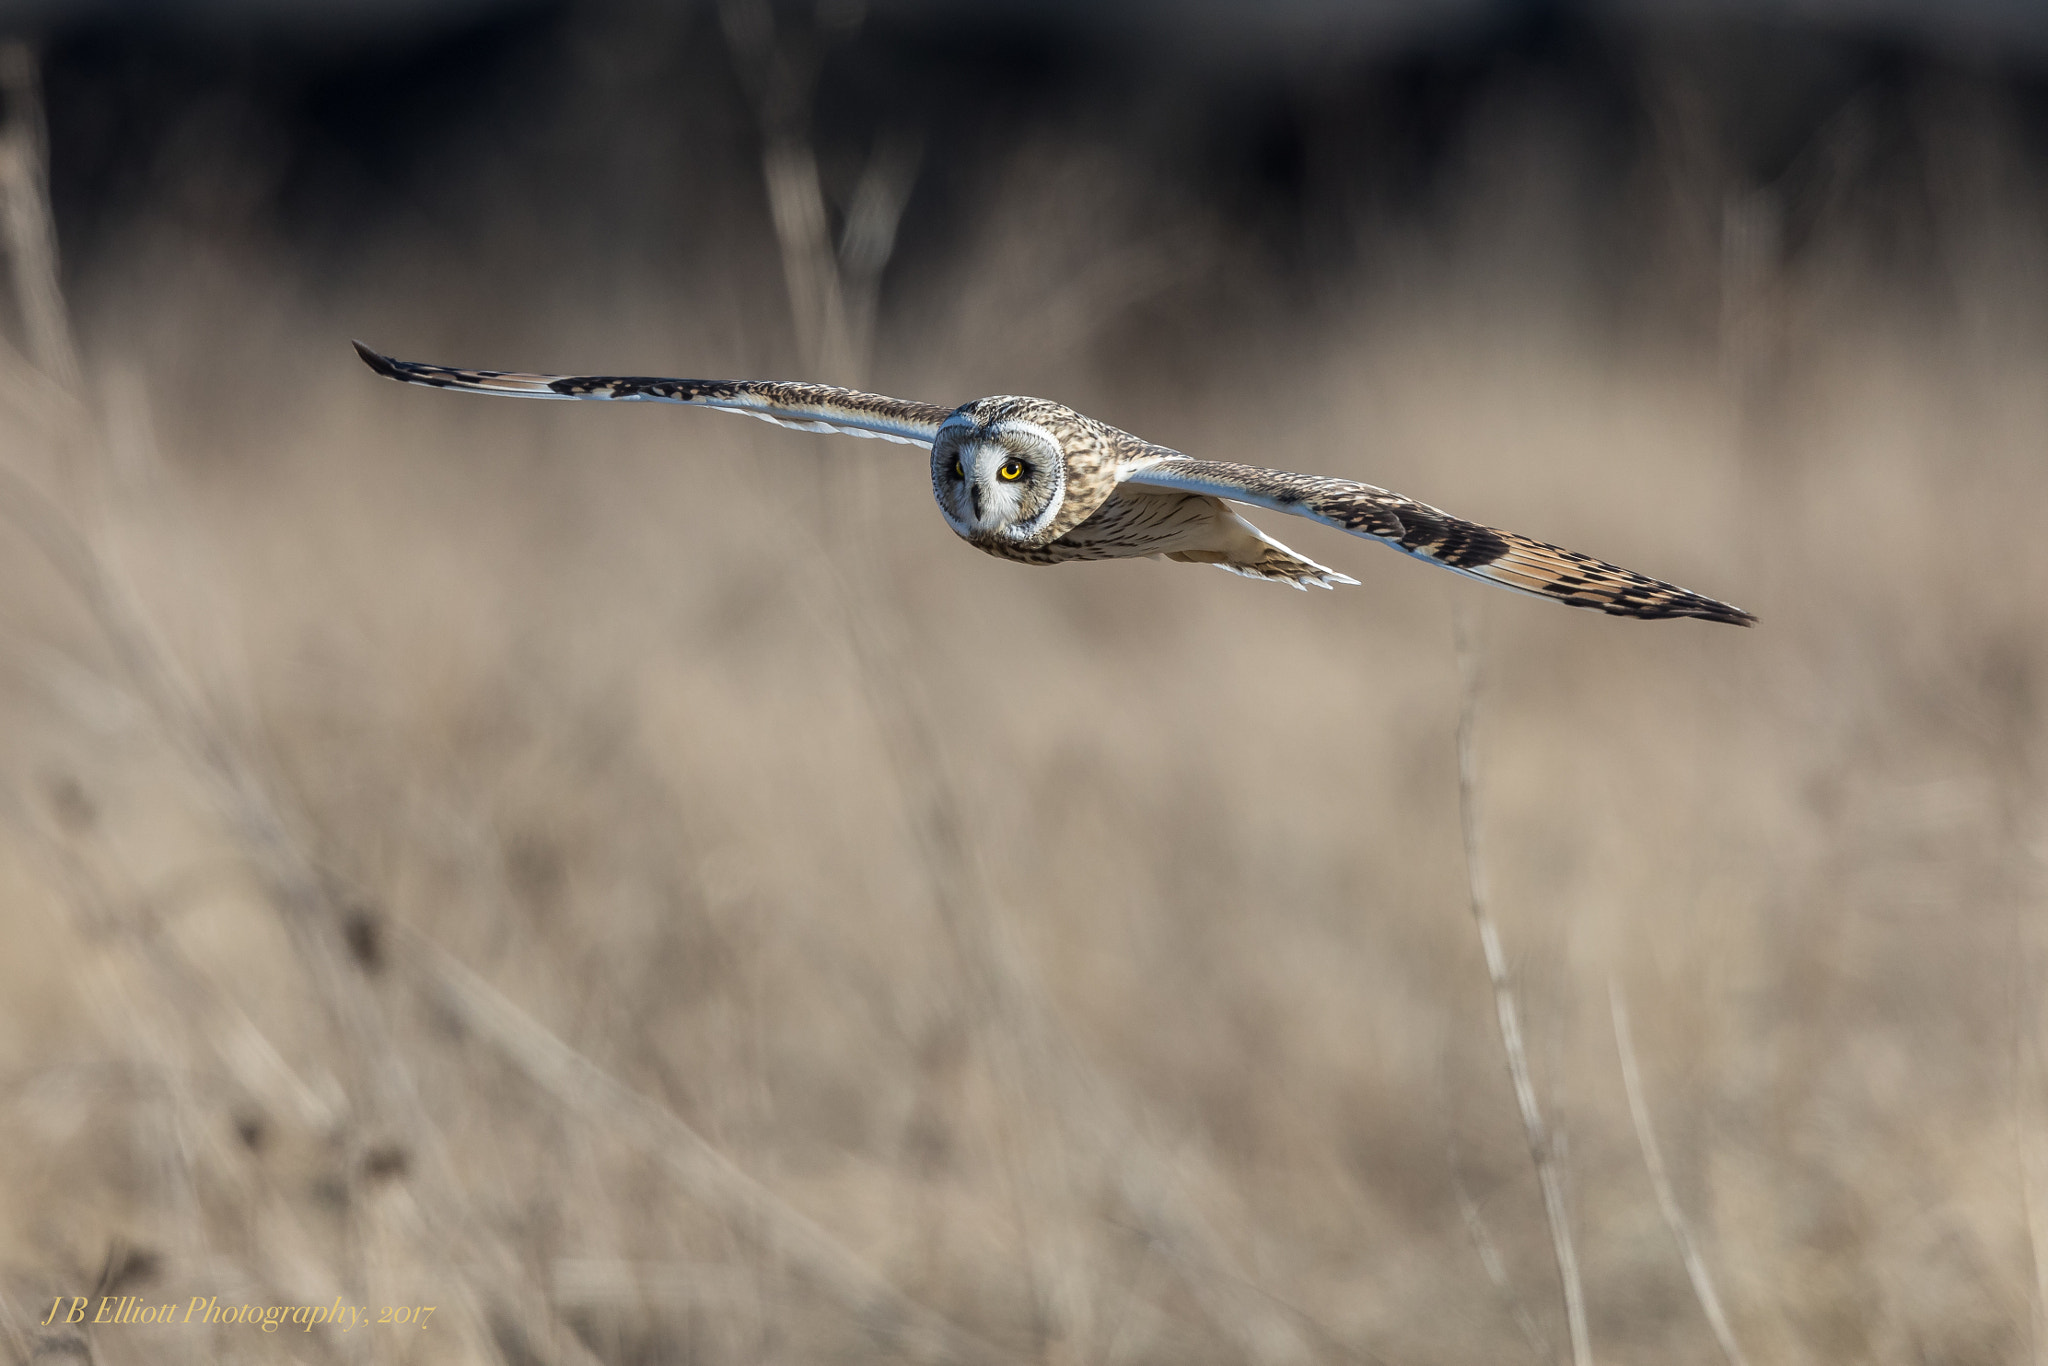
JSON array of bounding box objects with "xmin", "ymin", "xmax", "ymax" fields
[
  {"xmin": 355, "ymin": 343, "xmax": 1753, "ymax": 625},
  {"xmin": 1119, "ymin": 458, "xmax": 1755, "ymax": 624},
  {"xmin": 351, "ymin": 342, "xmax": 951, "ymax": 445}
]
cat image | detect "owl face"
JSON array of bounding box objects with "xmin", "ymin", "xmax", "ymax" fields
[{"xmin": 930, "ymin": 414, "xmax": 1068, "ymax": 546}]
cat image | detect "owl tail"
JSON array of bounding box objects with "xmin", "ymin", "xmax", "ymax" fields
[{"xmin": 1166, "ymin": 508, "xmax": 1359, "ymax": 591}]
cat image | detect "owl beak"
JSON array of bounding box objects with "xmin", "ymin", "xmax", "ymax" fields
[{"xmin": 970, "ymin": 483, "xmax": 985, "ymax": 521}]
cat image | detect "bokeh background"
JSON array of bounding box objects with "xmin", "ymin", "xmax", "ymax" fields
[{"xmin": 0, "ymin": 1, "xmax": 2045, "ymax": 1362}]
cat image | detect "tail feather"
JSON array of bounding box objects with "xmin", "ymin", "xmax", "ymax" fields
[
  {"xmin": 1168, "ymin": 542, "xmax": 1358, "ymax": 590},
  {"xmin": 1161, "ymin": 503, "xmax": 1357, "ymax": 590}
]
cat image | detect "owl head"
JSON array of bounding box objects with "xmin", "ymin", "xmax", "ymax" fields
[{"xmin": 929, "ymin": 403, "xmax": 1070, "ymax": 547}]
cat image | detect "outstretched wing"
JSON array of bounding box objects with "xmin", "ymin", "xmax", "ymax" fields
[
  {"xmin": 1122, "ymin": 457, "xmax": 1755, "ymax": 625},
  {"xmin": 353, "ymin": 343, "xmax": 951, "ymax": 447}
]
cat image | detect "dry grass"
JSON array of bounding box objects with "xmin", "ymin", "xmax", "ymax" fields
[{"xmin": 0, "ymin": 29, "xmax": 2045, "ymax": 1366}]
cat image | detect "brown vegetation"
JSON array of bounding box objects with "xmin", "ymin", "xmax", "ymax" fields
[{"xmin": 0, "ymin": 17, "xmax": 2045, "ymax": 1365}]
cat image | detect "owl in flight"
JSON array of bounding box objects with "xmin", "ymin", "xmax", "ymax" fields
[{"xmin": 354, "ymin": 343, "xmax": 1753, "ymax": 625}]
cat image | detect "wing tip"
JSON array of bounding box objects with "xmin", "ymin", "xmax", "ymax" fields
[
  {"xmin": 1699, "ymin": 602, "xmax": 1759, "ymax": 628},
  {"xmin": 1619, "ymin": 595, "xmax": 1757, "ymax": 627},
  {"xmin": 1482, "ymin": 537, "xmax": 1756, "ymax": 626},
  {"xmin": 352, "ymin": 340, "xmax": 405, "ymax": 381},
  {"xmin": 1645, "ymin": 585, "xmax": 1756, "ymax": 626}
]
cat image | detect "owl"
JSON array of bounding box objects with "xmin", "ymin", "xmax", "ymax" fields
[{"xmin": 354, "ymin": 343, "xmax": 1753, "ymax": 625}]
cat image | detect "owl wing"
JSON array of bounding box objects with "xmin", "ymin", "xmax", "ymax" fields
[
  {"xmin": 1121, "ymin": 457, "xmax": 1755, "ymax": 625},
  {"xmin": 353, "ymin": 343, "xmax": 951, "ymax": 447}
]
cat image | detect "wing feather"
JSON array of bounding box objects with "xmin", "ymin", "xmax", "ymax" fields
[
  {"xmin": 1124, "ymin": 457, "xmax": 1754, "ymax": 625},
  {"xmin": 353, "ymin": 342, "xmax": 950, "ymax": 447}
]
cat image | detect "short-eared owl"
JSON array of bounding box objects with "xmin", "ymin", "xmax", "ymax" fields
[{"xmin": 354, "ymin": 343, "xmax": 1753, "ymax": 625}]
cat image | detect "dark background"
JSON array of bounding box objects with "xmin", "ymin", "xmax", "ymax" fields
[{"xmin": 32, "ymin": 2, "xmax": 2048, "ymax": 347}]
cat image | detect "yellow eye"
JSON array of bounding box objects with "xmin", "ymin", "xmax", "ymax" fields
[
  {"xmin": 998, "ymin": 460, "xmax": 1026, "ymax": 482},
  {"xmin": 951, "ymin": 458, "xmax": 964, "ymax": 480}
]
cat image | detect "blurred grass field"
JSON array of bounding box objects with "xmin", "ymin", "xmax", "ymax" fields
[{"xmin": 1, "ymin": 12, "xmax": 2046, "ymax": 1364}]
